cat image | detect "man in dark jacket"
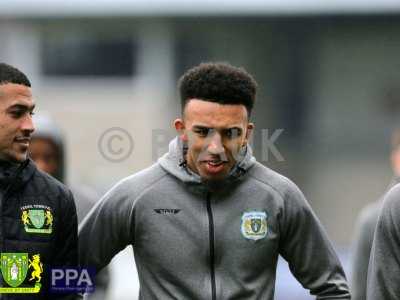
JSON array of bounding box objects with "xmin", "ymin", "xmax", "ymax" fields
[{"xmin": 0, "ymin": 62, "xmax": 78, "ymax": 299}]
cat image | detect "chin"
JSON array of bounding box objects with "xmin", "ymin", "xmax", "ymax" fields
[
  {"xmin": 199, "ymin": 167, "xmax": 230, "ymax": 181},
  {"xmin": 201, "ymin": 173, "xmax": 229, "ymax": 182},
  {"xmin": 8, "ymin": 151, "xmax": 27, "ymax": 163}
]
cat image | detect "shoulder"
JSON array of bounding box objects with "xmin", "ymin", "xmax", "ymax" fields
[
  {"xmin": 352, "ymin": 201, "xmax": 381, "ymax": 253},
  {"xmin": 21, "ymin": 167, "xmax": 77, "ymax": 219},
  {"xmin": 112, "ymin": 163, "xmax": 166, "ymax": 193},
  {"xmin": 247, "ymin": 161, "xmax": 304, "ymax": 202},
  {"xmin": 379, "ymin": 183, "xmax": 400, "ymax": 224},
  {"xmin": 99, "ymin": 162, "xmax": 168, "ymax": 206},
  {"xmin": 356, "ymin": 201, "xmax": 382, "ymax": 231},
  {"xmin": 29, "ymin": 167, "xmax": 73, "ymax": 201},
  {"xmin": 382, "ymin": 183, "xmax": 400, "ymax": 207}
]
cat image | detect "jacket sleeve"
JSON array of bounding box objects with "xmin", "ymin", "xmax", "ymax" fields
[
  {"xmin": 278, "ymin": 180, "xmax": 351, "ymax": 299},
  {"xmin": 53, "ymin": 189, "xmax": 79, "ymax": 299},
  {"xmin": 350, "ymin": 203, "xmax": 380, "ymax": 300},
  {"xmin": 367, "ymin": 184, "xmax": 400, "ymax": 300},
  {"xmin": 78, "ymin": 178, "xmax": 135, "ymax": 274}
]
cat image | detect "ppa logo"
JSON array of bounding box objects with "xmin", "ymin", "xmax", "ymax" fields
[{"xmin": 50, "ymin": 267, "xmax": 95, "ymax": 294}]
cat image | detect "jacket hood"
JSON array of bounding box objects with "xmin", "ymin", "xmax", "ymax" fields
[
  {"xmin": 158, "ymin": 137, "xmax": 256, "ymax": 192},
  {"xmin": 31, "ymin": 113, "xmax": 65, "ymax": 183}
]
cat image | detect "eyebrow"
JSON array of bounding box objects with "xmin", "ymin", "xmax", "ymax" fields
[
  {"xmin": 192, "ymin": 125, "xmax": 243, "ymax": 131},
  {"xmin": 6, "ymin": 103, "xmax": 36, "ymax": 112},
  {"xmin": 192, "ymin": 125, "xmax": 211, "ymax": 130}
]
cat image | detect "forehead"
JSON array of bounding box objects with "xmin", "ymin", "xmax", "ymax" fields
[
  {"xmin": 184, "ymin": 99, "xmax": 248, "ymax": 127},
  {"xmin": 0, "ymin": 83, "xmax": 33, "ymax": 106}
]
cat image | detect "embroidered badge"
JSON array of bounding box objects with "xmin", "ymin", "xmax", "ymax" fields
[
  {"xmin": 0, "ymin": 253, "xmax": 42, "ymax": 293},
  {"xmin": 21, "ymin": 205, "xmax": 53, "ymax": 234},
  {"xmin": 241, "ymin": 211, "xmax": 268, "ymax": 241}
]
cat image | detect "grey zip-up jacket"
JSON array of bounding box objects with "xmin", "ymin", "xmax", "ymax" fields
[
  {"xmin": 350, "ymin": 177, "xmax": 400, "ymax": 300},
  {"xmin": 367, "ymin": 183, "xmax": 400, "ymax": 299},
  {"xmin": 79, "ymin": 137, "xmax": 350, "ymax": 299}
]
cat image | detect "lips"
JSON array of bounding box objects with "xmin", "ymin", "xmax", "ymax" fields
[
  {"xmin": 14, "ymin": 137, "xmax": 31, "ymax": 146},
  {"xmin": 203, "ymin": 160, "xmax": 227, "ymax": 174},
  {"xmin": 207, "ymin": 160, "xmax": 224, "ymax": 166}
]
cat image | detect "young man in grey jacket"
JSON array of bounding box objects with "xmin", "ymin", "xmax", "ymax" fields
[{"xmin": 79, "ymin": 62, "xmax": 350, "ymax": 299}]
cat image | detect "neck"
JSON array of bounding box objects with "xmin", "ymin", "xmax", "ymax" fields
[{"xmin": 0, "ymin": 159, "xmax": 20, "ymax": 169}]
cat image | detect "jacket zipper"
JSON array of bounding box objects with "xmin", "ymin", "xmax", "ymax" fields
[
  {"xmin": 206, "ymin": 192, "xmax": 216, "ymax": 300},
  {"xmin": 0, "ymin": 161, "xmax": 27, "ymax": 293}
]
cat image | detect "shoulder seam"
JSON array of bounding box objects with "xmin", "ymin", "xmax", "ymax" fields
[
  {"xmin": 131, "ymin": 169, "xmax": 169, "ymax": 208},
  {"xmin": 127, "ymin": 167, "xmax": 169, "ymax": 238},
  {"xmin": 248, "ymin": 172, "xmax": 288, "ymax": 202}
]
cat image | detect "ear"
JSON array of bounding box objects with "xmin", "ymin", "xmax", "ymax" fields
[
  {"xmin": 391, "ymin": 149, "xmax": 400, "ymax": 176},
  {"xmin": 174, "ymin": 118, "xmax": 188, "ymax": 142},
  {"xmin": 244, "ymin": 123, "xmax": 254, "ymax": 145}
]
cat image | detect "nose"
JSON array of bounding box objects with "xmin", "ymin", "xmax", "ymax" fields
[
  {"xmin": 207, "ymin": 132, "xmax": 225, "ymax": 155},
  {"xmin": 21, "ymin": 114, "xmax": 35, "ymax": 135}
]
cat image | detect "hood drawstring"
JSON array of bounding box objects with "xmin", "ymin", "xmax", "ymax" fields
[
  {"xmin": 179, "ymin": 142, "xmax": 188, "ymax": 168},
  {"xmin": 231, "ymin": 166, "xmax": 246, "ymax": 179}
]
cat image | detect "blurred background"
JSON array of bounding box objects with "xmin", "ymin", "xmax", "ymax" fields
[{"xmin": 1, "ymin": 0, "xmax": 400, "ymax": 299}]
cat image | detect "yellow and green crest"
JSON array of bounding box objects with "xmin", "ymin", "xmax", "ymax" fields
[
  {"xmin": 1, "ymin": 253, "xmax": 28, "ymax": 287},
  {"xmin": 21, "ymin": 209, "xmax": 53, "ymax": 234},
  {"xmin": 29, "ymin": 210, "xmax": 45, "ymax": 229},
  {"xmin": 0, "ymin": 253, "xmax": 41, "ymax": 293}
]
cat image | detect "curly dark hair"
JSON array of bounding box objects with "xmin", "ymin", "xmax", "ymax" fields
[
  {"xmin": 0, "ymin": 63, "xmax": 31, "ymax": 87},
  {"xmin": 178, "ymin": 62, "xmax": 257, "ymax": 117}
]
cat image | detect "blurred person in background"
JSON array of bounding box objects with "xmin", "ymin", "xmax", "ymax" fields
[
  {"xmin": 351, "ymin": 129, "xmax": 400, "ymax": 300},
  {"xmin": 366, "ymin": 178, "xmax": 400, "ymax": 299},
  {"xmin": 28, "ymin": 113, "xmax": 110, "ymax": 300},
  {"xmin": 79, "ymin": 62, "xmax": 350, "ymax": 299},
  {"xmin": 0, "ymin": 62, "xmax": 78, "ymax": 299}
]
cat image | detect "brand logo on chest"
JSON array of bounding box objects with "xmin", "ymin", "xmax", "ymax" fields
[{"xmin": 154, "ymin": 209, "xmax": 181, "ymax": 215}]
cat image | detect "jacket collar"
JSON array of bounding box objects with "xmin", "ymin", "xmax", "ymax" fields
[{"xmin": 0, "ymin": 159, "xmax": 36, "ymax": 197}]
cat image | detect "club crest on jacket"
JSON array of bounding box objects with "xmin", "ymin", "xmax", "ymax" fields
[
  {"xmin": 0, "ymin": 253, "xmax": 42, "ymax": 293},
  {"xmin": 241, "ymin": 211, "xmax": 268, "ymax": 240},
  {"xmin": 20, "ymin": 205, "xmax": 53, "ymax": 234}
]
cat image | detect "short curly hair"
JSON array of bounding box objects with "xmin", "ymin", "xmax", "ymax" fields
[
  {"xmin": 178, "ymin": 62, "xmax": 257, "ymax": 117},
  {"xmin": 0, "ymin": 63, "xmax": 31, "ymax": 87}
]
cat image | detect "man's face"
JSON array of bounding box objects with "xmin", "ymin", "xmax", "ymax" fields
[
  {"xmin": 0, "ymin": 83, "xmax": 35, "ymax": 163},
  {"xmin": 174, "ymin": 99, "xmax": 254, "ymax": 181},
  {"xmin": 29, "ymin": 138, "xmax": 59, "ymax": 176}
]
